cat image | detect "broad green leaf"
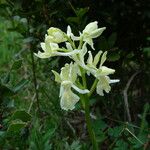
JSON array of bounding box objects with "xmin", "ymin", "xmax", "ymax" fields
[
  {"xmin": 12, "ymin": 110, "xmax": 31, "ymax": 122},
  {"xmin": 7, "ymin": 121, "xmax": 26, "ymax": 133}
]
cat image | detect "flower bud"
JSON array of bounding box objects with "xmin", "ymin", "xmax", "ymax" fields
[{"xmin": 47, "ymin": 27, "xmax": 66, "ymax": 43}]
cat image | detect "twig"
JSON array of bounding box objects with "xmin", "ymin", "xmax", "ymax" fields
[{"xmin": 123, "ymin": 71, "xmax": 140, "ymax": 122}]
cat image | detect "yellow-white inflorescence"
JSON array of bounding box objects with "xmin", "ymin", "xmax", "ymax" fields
[{"xmin": 35, "ymin": 21, "xmax": 119, "ymax": 111}]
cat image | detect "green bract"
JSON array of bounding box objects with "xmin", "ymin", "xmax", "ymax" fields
[{"xmin": 35, "ymin": 21, "xmax": 119, "ymax": 111}]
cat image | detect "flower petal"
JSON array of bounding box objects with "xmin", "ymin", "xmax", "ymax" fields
[
  {"xmin": 71, "ymin": 84, "xmax": 89, "ymax": 94},
  {"xmin": 34, "ymin": 51, "xmax": 52, "ymax": 58},
  {"xmin": 100, "ymin": 51, "xmax": 107, "ymax": 67},
  {"xmin": 99, "ymin": 66, "xmax": 115, "ymax": 76},
  {"xmin": 40, "ymin": 42, "xmax": 46, "ymax": 51},
  {"xmin": 54, "ymin": 49, "xmax": 80, "ymax": 56},
  {"xmin": 60, "ymin": 88, "xmax": 79, "ymax": 111},
  {"xmin": 96, "ymin": 76, "xmax": 111, "ymax": 96},
  {"xmin": 83, "ymin": 21, "xmax": 98, "ymax": 33},
  {"xmin": 93, "ymin": 51, "xmax": 102, "ymax": 67},
  {"xmin": 67, "ymin": 25, "xmax": 80, "ymax": 41},
  {"xmin": 91, "ymin": 27, "xmax": 106, "ymax": 38},
  {"xmin": 47, "ymin": 27, "xmax": 66, "ymax": 43},
  {"xmin": 52, "ymin": 70, "xmax": 61, "ymax": 83},
  {"xmin": 87, "ymin": 51, "xmax": 93, "ymax": 66},
  {"xmin": 109, "ymin": 79, "xmax": 120, "ymax": 84},
  {"xmin": 65, "ymin": 42, "xmax": 73, "ymax": 51}
]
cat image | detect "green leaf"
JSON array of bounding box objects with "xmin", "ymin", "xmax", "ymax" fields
[
  {"xmin": 108, "ymin": 126, "xmax": 124, "ymax": 138},
  {"xmin": 23, "ymin": 37, "xmax": 34, "ymax": 43},
  {"xmin": 113, "ymin": 140, "xmax": 128, "ymax": 150},
  {"xmin": 1, "ymin": 72, "xmax": 10, "ymax": 84},
  {"xmin": 92, "ymin": 119, "xmax": 108, "ymax": 131},
  {"xmin": 7, "ymin": 120, "xmax": 26, "ymax": 133},
  {"xmin": 13, "ymin": 79, "xmax": 29, "ymax": 93},
  {"xmin": 107, "ymin": 51, "xmax": 120, "ymax": 62},
  {"xmin": 11, "ymin": 110, "xmax": 31, "ymax": 122},
  {"xmin": 67, "ymin": 17, "xmax": 79, "ymax": 24},
  {"xmin": 0, "ymin": 84, "xmax": 15, "ymax": 98},
  {"xmin": 76, "ymin": 7, "xmax": 89, "ymax": 17},
  {"xmin": 92, "ymin": 119, "xmax": 107, "ymax": 143},
  {"xmin": 11, "ymin": 59, "xmax": 22, "ymax": 70},
  {"xmin": 70, "ymin": 140, "xmax": 81, "ymax": 150}
]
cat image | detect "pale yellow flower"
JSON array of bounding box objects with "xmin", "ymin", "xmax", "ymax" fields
[
  {"xmin": 82, "ymin": 21, "xmax": 106, "ymax": 49},
  {"xmin": 52, "ymin": 63, "xmax": 89, "ymax": 111}
]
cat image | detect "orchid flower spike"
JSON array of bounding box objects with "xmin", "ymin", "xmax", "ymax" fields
[{"xmin": 35, "ymin": 21, "xmax": 119, "ymax": 110}]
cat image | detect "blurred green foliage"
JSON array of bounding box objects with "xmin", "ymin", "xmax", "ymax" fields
[{"xmin": 0, "ymin": 0, "xmax": 149, "ymax": 149}]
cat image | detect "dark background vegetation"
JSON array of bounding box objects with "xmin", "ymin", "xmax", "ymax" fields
[{"xmin": 0, "ymin": 0, "xmax": 149, "ymax": 149}]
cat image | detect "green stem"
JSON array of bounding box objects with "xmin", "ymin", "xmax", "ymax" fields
[
  {"xmin": 80, "ymin": 69, "xmax": 98, "ymax": 150},
  {"xmin": 65, "ymin": 34, "xmax": 76, "ymax": 49},
  {"xmin": 80, "ymin": 67, "xmax": 87, "ymax": 88},
  {"xmin": 66, "ymin": 32, "xmax": 98, "ymax": 149},
  {"xmin": 78, "ymin": 37, "xmax": 83, "ymax": 49},
  {"xmin": 88, "ymin": 79, "xmax": 99, "ymax": 97},
  {"xmin": 84, "ymin": 95, "xmax": 98, "ymax": 150}
]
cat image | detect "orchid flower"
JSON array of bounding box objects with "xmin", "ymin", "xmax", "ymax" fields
[
  {"xmin": 52, "ymin": 63, "xmax": 89, "ymax": 111},
  {"xmin": 47, "ymin": 27, "xmax": 67, "ymax": 43},
  {"xmin": 35, "ymin": 35, "xmax": 80, "ymax": 58},
  {"xmin": 87, "ymin": 51, "xmax": 119, "ymax": 96},
  {"xmin": 82, "ymin": 21, "xmax": 106, "ymax": 50}
]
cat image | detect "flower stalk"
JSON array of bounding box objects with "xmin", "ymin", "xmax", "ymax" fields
[
  {"xmin": 34, "ymin": 21, "xmax": 120, "ymax": 149},
  {"xmin": 84, "ymin": 94, "xmax": 98, "ymax": 150}
]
